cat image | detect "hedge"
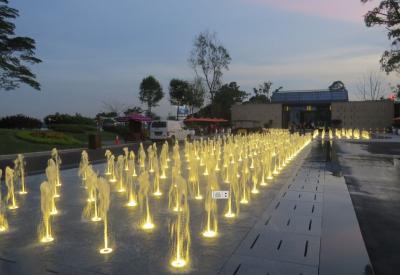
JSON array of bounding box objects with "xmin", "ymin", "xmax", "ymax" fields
[
  {"xmin": 16, "ymin": 130, "xmax": 82, "ymax": 146},
  {"xmin": 44, "ymin": 113, "xmax": 95, "ymax": 125},
  {"xmin": 48, "ymin": 124, "xmax": 97, "ymax": 133},
  {"xmin": 0, "ymin": 114, "xmax": 42, "ymax": 129}
]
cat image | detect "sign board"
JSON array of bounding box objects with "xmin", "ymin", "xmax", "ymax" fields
[
  {"xmin": 177, "ymin": 106, "xmax": 189, "ymax": 116},
  {"xmin": 212, "ymin": 191, "xmax": 229, "ymax": 199}
]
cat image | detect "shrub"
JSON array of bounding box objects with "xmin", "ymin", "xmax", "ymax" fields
[
  {"xmin": 0, "ymin": 114, "xmax": 43, "ymax": 129},
  {"xmin": 16, "ymin": 130, "xmax": 82, "ymax": 145},
  {"xmin": 44, "ymin": 113, "xmax": 95, "ymax": 126},
  {"xmin": 48, "ymin": 124, "xmax": 97, "ymax": 133}
]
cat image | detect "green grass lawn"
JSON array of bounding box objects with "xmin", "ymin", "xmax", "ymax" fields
[{"xmin": 0, "ymin": 129, "xmax": 116, "ymax": 155}]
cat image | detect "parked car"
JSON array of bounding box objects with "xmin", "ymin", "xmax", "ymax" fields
[{"xmin": 149, "ymin": 120, "xmax": 194, "ymax": 142}]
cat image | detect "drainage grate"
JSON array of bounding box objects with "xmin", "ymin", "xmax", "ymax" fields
[{"xmin": 235, "ymin": 230, "xmax": 320, "ymax": 266}]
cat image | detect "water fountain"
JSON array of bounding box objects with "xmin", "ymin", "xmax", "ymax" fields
[
  {"xmin": 138, "ymin": 143, "xmax": 146, "ymax": 171},
  {"xmin": 0, "ymin": 169, "xmax": 9, "ymax": 232},
  {"xmin": 51, "ymin": 148, "xmax": 62, "ymax": 187},
  {"xmin": 202, "ymin": 170, "xmax": 219, "ymax": 238},
  {"xmin": 109, "ymin": 154, "xmax": 117, "ymax": 183},
  {"xmin": 123, "ymin": 147, "xmax": 129, "ymax": 171},
  {"xmin": 129, "ymin": 150, "xmax": 137, "ymax": 177},
  {"xmin": 224, "ymin": 160, "xmax": 240, "ymax": 218},
  {"xmin": 98, "ymin": 177, "xmax": 113, "ymax": 254},
  {"xmin": 5, "ymin": 167, "xmax": 18, "ymax": 210},
  {"xmin": 39, "ymin": 180, "xmax": 54, "ymax": 243},
  {"xmin": 104, "ymin": 150, "xmax": 112, "ymax": 175},
  {"xmin": 79, "ymin": 150, "xmax": 89, "ymax": 187},
  {"xmin": 160, "ymin": 143, "xmax": 168, "ymax": 179},
  {"xmin": 152, "ymin": 155, "xmax": 162, "ymax": 197},
  {"xmin": 170, "ymin": 173, "xmax": 191, "ymax": 268},
  {"xmin": 46, "ymin": 160, "xmax": 58, "ymax": 215},
  {"xmin": 240, "ymin": 157, "xmax": 250, "ymax": 205},
  {"xmin": 138, "ymin": 170, "xmax": 154, "ymax": 230},
  {"xmin": 82, "ymin": 167, "xmax": 101, "ymax": 222},
  {"xmin": 188, "ymin": 148, "xmax": 202, "ymax": 200},
  {"xmin": 126, "ymin": 151, "xmax": 138, "ymax": 207},
  {"xmin": 14, "ymin": 154, "xmax": 27, "ymax": 195},
  {"xmin": 116, "ymin": 155, "xmax": 126, "ymax": 192},
  {"xmin": 147, "ymin": 145, "xmax": 155, "ymax": 173}
]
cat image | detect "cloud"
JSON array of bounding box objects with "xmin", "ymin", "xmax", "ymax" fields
[
  {"xmin": 226, "ymin": 46, "xmax": 397, "ymax": 100},
  {"xmin": 242, "ymin": 0, "xmax": 377, "ymax": 23}
]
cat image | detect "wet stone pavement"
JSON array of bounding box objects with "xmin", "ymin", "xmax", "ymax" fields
[
  {"xmin": 336, "ymin": 139, "xmax": 400, "ymax": 275},
  {"xmin": 0, "ymin": 141, "xmax": 376, "ymax": 275},
  {"xmin": 0, "ymin": 146, "xmax": 309, "ymax": 275}
]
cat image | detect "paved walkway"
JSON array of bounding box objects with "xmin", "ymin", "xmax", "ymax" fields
[{"xmin": 220, "ymin": 141, "xmax": 372, "ymax": 275}]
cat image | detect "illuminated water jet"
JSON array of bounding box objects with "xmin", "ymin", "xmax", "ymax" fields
[
  {"xmin": 5, "ymin": 167, "xmax": 18, "ymax": 210},
  {"xmin": 39, "ymin": 180, "xmax": 54, "ymax": 243},
  {"xmin": 116, "ymin": 155, "xmax": 126, "ymax": 192},
  {"xmin": 46, "ymin": 160, "xmax": 58, "ymax": 215},
  {"xmin": 14, "ymin": 154, "xmax": 27, "ymax": 195},
  {"xmin": 202, "ymin": 171, "xmax": 219, "ymax": 238},
  {"xmin": 51, "ymin": 148, "xmax": 62, "ymax": 187},
  {"xmin": 82, "ymin": 167, "xmax": 102, "ymax": 222},
  {"xmin": 0, "ymin": 170, "xmax": 9, "ymax": 232},
  {"xmin": 169, "ymin": 174, "xmax": 190, "ymax": 269},
  {"xmin": 98, "ymin": 177, "xmax": 113, "ymax": 254},
  {"xmin": 138, "ymin": 171, "xmax": 154, "ymax": 230},
  {"xmin": 109, "ymin": 155, "xmax": 117, "ymax": 183},
  {"xmin": 79, "ymin": 150, "xmax": 89, "ymax": 187},
  {"xmin": 104, "ymin": 150, "xmax": 112, "ymax": 175}
]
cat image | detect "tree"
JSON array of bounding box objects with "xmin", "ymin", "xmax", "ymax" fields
[
  {"xmin": 329, "ymin": 81, "xmax": 346, "ymax": 90},
  {"xmin": 139, "ymin": 75, "xmax": 163, "ymax": 113},
  {"xmin": 362, "ymin": 0, "xmax": 400, "ymax": 73},
  {"xmin": 212, "ymin": 82, "xmax": 248, "ymax": 120},
  {"xmin": 0, "ymin": 0, "xmax": 41, "ymax": 91},
  {"xmin": 96, "ymin": 111, "xmax": 118, "ymax": 118},
  {"xmin": 248, "ymin": 81, "xmax": 282, "ymax": 103},
  {"xmin": 189, "ymin": 30, "xmax": 231, "ymax": 102},
  {"xmin": 187, "ymin": 77, "xmax": 205, "ymax": 114},
  {"xmin": 123, "ymin": 107, "xmax": 143, "ymax": 115},
  {"xmin": 356, "ymin": 72, "xmax": 387, "ymax": 100},
  {"xmin": 169, "ymin": 78, "xmax": 190, "ymax": 119}
]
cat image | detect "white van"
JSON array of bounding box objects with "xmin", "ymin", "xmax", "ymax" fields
[{"xmin": 150, "ymin": 120, "xmax": 195, "ymax": 142}]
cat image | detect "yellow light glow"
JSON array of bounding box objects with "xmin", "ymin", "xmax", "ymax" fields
[
  {"xmin": 202, "ymin": 230, "xmax": 217, "ymax": 238},
  {"xmin": 171, "ymin": 258, "xmax": 187, "ymax": 268},
  {"xmin": 127, "ymin": 200, "xmax": 137, "ymax": 207},
  {"xmin": 100, "ymin": 247, "xmax": 113, "ymax": 254},
  {"xmin": 91, "ymin": 216, "xmax": 102, "ymax": 222},
  {"xmin": 224, "ymin": 212, "xmax": 236, "ymax": 218},
  {"xmin": 142, "ymin": 222, "xmax": 155, "ymax": 230},
  {"xmin": 40, "ymin": 236, "xmax": 54, "ymax": 243}
]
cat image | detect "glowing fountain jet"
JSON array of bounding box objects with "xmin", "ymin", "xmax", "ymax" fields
[
  {"xmin": 98, "ymin": 177, "xmax": 113, "ymax": 254},
  {"xmin": 169, "ymin": 174, "xmax": 191, "ymax": 269},
  {"xmin": 0, "ymin": 169, "xmax": 9, "ymax": 232},
  {"xmin": 5, "ymin": 167, "xmax": 18, "ymax": 210},
  {"xmin": 14, "ymin": 154, "xmax": 27, "ymax": 195},
  {"xmin": 39, "ymin": 180, "xmax": 54, "ymax": 243},
  {"xmin": 138, "ymin": 170, "xmax": 154, "ymax": 230}
]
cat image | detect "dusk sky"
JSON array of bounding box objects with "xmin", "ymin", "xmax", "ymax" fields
[{"xmin": 0, "ymin": 0, "xmax": 397, "ymax": 118}]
